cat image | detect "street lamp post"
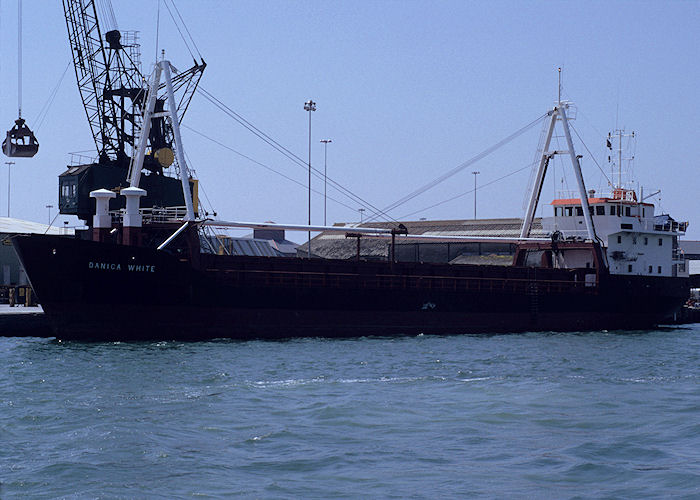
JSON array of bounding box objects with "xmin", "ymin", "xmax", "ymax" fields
[
  {"xmin": 304, "ymin": 100, "xmax": 316, "ymax": 258},
  {"xmin": 320, "ymin": 139, "xmax": 332, "ymax": 225},
  {"xmin": 471, "ymin": 171, "xmax": 480, "ymax": 220},
  {"xmin": 46, "ymin": 204, "xmax": 54, "ymax": 225},
  {"xmin": 5, "ymin": 162, "xmax": 15, "ymax": 217}
]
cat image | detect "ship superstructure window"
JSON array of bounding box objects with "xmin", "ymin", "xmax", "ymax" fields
[
  {"xmin": 596, "ymin": 206, "xmax": 605, "ymax": 216},
  {"xmin": 576, "ymin": 207, "xmax": 583, "ymax": 216},
  {"xmin": 625, "ymin": 207, "xmax": 631, "ymax": 217},
  {"xmin": 628, "ymin": 264, "xmax": 633, "ymax": 272},
  {"xmin": 565, "ymin": 207, "xmax": 573, "ymax": 216},
  {"xmin": 610, "ymin": 206, "xmax": 615, "ymax": 216},
  {"xmin": 644, "ymin": 237, "xmax": 648, "ymax": 245},
  {"xmin": 617, "ymin": 235, "xmax": 622, "ymax": 244},
  {"xmin": 658, "ymin": 238, "xmax": 663, "ymax": 246},
  {"xmin": 649, "ymin": 265, "xmax": 653, "ymax": 273},
  {"xmin": 643, "ymin": 208, "xmax": 646, "ymax": 217},
  {"xmin": 658, "ymin": 266, "xmax": 662, "ymax": 274}
]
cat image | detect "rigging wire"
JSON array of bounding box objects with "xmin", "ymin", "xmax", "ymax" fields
[
  {"xmin": 367, "ymin": 112, "xmax": 548, "ymax": 222},
  {"xmin": 182, "ymin": 150, "xmax": 217, "ymax": 215},
  {"xmin": 17, "ymin": 0, "xmax": 22, "ymax": 118},
  {"xmin": 569, "ymin": 122, "xmax": 612, "ymax": 187},
  {"xmin": 33, "ymin": 61, "xmax": 71, "ymax": 131},
  {"xmin": 107, "ymin": 0, "xmax": 117, "ymax": 30},
  {"xmin": 195, "ymin": 86, "xmax": 398, "ymax": 222},
  {"xmin": 182, "ymin": 123, "xmax": 359, "ymax": 213},
  {"xmin": 95, "ymin": 0, "xmax": 116, "ymax": 32},
  {"xmin": 169, "ymin": 0, "xmax": 203, "ymax": 59},
  {"xmin": 559, "ymin": 86, "xmax": 614, "ymax": 190},
  {"xmin": 162, "ymin": 0, "xmax": 196, "ymax": 61},
  {"xmin": 195, "ymin": 85, "xmax": 551, "ymax": 225},
  {"xmin": 0, "ymin": 0, "xmax": 2, "ymax": 119},
  {"xmin": 197, "ymin": 87, "xmax": 394, "ymax": 221},
  {"xmin": 399, "ymin": 159, "xmax": 539, "ymax": 220},
  {"xmin": 552, "ymin": 129, "xmax": 572, "ymax": 196}
]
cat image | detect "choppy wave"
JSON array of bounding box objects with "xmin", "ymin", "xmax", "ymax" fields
[{"xmin": 3, "ymin": 326, "xmax": 700, "ymax": 498}]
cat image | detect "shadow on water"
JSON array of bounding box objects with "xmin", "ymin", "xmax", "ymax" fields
[{"xmin": 5, "ymin": 324, "xmax": 693, "ymax": 350}]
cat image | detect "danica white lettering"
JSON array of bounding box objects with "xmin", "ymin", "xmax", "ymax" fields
[
  {"xmin": 87, "ymin": 261, "xmax": 155, "ymax": 272},
  {"xmin": 127, "ymin": 264, "xmax": 156, "ymax": 273},
  {"xmin": 88, "ymin": 261, "xmax": 121, "ymax": 271}
]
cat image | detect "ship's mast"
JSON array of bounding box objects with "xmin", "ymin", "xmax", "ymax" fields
[
  {"xmin": 607, "ymin": 128, "xmax": 635, "ymax": 191},
  {"xmin": 130, "ymin": 60, "xmax": 195, "ymax": 221},
  {"xmin": 618, "ymin": 129, "xmax": 622, "ymax": 188},
  {"xmin": 520, "ymin": 101, "xmax": 598, "ymax": 241}
]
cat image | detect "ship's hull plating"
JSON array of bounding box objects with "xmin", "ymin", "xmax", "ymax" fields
[{"xmin": 12, "ymin": 234, "xmax": 689, "ymax": 341}]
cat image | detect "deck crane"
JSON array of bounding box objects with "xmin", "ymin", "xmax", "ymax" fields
[{"xmin": 59, "ymin": 0, "xmax": 205, "ymax": 222}]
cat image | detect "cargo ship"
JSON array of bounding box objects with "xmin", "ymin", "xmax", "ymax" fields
[
  {"xmin": 11, "ymin": 97, "xmax": 690, "ymax": 340},
  {"xmin": 10, "ymin": 4, "xmax": 690, "ymax": 340}
]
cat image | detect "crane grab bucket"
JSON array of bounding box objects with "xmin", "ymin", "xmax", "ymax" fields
[{"xmin": 2, "ymin": 118, "xmax": 39, "ymax": 158}]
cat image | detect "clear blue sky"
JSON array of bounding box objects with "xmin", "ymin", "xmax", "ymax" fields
[{"xmin": 1, "ymin": 0, "xmax": 698, "ymax": 239}]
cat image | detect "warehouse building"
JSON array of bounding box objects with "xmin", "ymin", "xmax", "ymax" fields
[
  {"xmin": 0, "ymin": 218, "xmax": 74, "ymax": 286},
  {"xmin": 297, "ymin": 217, "xmax": 546, "ymax": 264}
]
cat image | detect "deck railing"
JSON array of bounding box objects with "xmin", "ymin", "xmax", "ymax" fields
[{"xmin": 208, "ymin": 266, "xmax": 599, "ymax": 296}]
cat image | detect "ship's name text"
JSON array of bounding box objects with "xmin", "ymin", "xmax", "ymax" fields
[{"xmin": 88, "ymin": 261, "xmax": 156, "ymax": 272}]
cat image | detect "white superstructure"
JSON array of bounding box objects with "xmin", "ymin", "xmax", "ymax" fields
[
  {"xmin": 543, "ymin": 188, "xmax": 688, "ymax": 277},
  {"xmin": 521, "ymin": 99, "xmax": 689, "ymax": 278}
]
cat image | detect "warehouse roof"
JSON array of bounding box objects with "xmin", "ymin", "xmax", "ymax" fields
[
  {"xmin": 0, "ymin": 217, "xmax": 75, "ymax": 236},
  {"xmin": 681, "ymin": 240, "xmax": 700, "ymax": 258},
  {"xmin": 298, "ymin": 217, "xmax": 543, "ymax": 260}
]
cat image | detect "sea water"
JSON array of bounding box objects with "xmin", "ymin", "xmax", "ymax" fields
[{"xmin": 3, "ymin": 326, "xmax": 700, "ymax": 499}]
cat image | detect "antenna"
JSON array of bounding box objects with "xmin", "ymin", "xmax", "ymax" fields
[
  {"xmin": 618, "ymin": 129, "xmax": 622, "ymax": 188},
  {"xmin": 155, "ymin": 0, "xmax": 161, "ymax": 63},
  {"xmin": 558, "ymin": 67, "xmax": 561, "ymax": 103},
  {"xmin": 607, "ymin": 128, "xmax": 636, "ymax": 190}
]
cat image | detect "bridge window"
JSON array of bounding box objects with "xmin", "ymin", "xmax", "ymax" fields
[
  {"xmin": 565, "ymin": 207, "xmax": 573, "ymax": 216},
  {"xmin": 658, "ymin": 266, "xmax": 662, "ymax": 274},
  {"xmin": 648, "ymin": 265, "xmax": 653, "ymax": 273},
  {"xmin": 658, "ymin": 238, "xmax": 663, "ymax": 246},
  {"xmin": 617, "ymin": 235, "xmax": 622, "ymax": 244},
  {"xmin": 644, "ymin": 237, "xmax": 648, "ymax": 245},
  {"xmin": 625, "ymin": 207, "xmax": 631, "ymax": 217},
  {"xmin": 576, "ymin": 207, "xmax": 583, "ymax": 216},
  {"xmin": 628, "ymin": 264, "xmax": 633, "ymax": 273},
  {"xmin": 596, "ymin": 206, "xmax": 605, "ymax": 216}
]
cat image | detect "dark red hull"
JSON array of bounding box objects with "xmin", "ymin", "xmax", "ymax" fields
[{"xmin": 12, "ymin": 234, "xmax": 689, "ymax": 341}]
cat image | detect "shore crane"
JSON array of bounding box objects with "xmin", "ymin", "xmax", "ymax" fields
[{"xmin": 59, "ymin": 0, "xmax": 205, "ymax": 222}]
